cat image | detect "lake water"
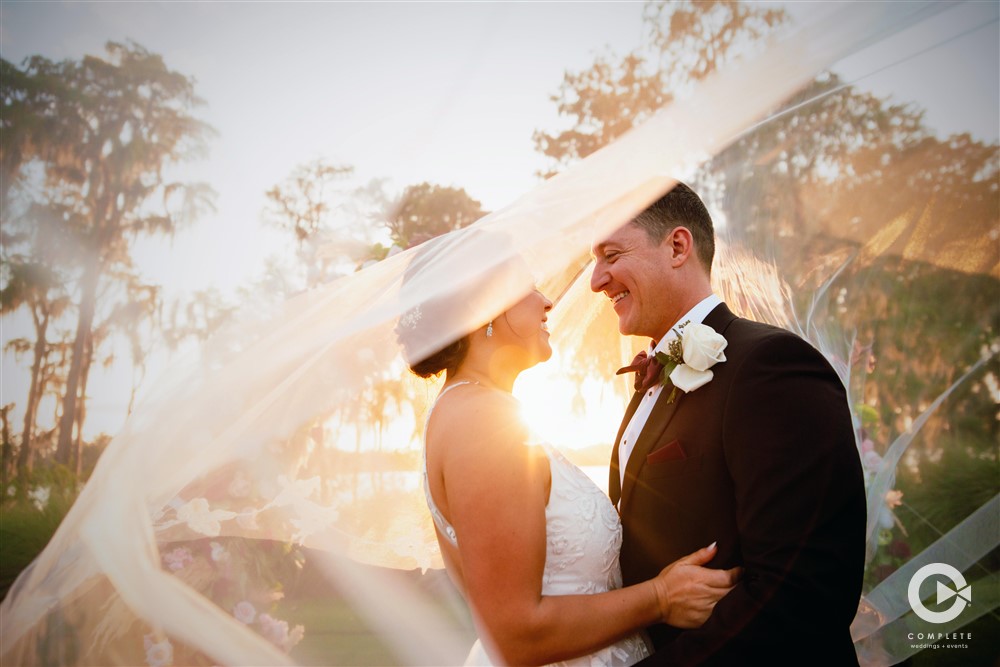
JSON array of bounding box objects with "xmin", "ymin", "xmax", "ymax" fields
[{"xmin": 325, "ymin": 465, "xmax": 611, "ymax": 499}]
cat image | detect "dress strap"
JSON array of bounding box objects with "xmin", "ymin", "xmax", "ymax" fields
[
  {"xmin": 435, "ymin": 380, "xmax": 476, "ymax": 403},
  {"xmin": 422, "ymin": 380, "xmax": 477, "ymax": 547}
]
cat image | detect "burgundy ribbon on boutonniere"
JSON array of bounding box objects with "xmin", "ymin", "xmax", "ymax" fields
[{"xmin": 616, "ymin": 346, "xmax": 663, "ymax": 393}]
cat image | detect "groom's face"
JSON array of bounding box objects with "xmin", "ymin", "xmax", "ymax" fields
[{"xmin": 590, "ymin": 222, "xmax": 678, "ymax": 341}]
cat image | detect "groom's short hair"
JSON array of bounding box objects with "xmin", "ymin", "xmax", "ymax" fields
[{"xmin": 633, "ymin": 182, "xmax": 715, "ymax": 273}]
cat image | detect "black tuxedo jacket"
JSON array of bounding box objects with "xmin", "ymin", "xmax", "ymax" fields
[{"xmin": 612, "ymin": 303, "xmax": 866, "ymax": 666}]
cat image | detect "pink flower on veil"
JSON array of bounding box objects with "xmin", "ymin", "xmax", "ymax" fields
[
  {"xmin": 257, "ymin": 613, "xmax": 305, "ymax": 651},
  {"xmin": 227, "ymin": 471, "xmax": 252, "ymax": 498},
  {"xmin": 233, "ymin": 600, "xmax": 257, "ymax": 625},
  {"xmin": 209, "ymin": 541, "xmax": 230, "ymax": 563},
  {"xmin": 163, "ymin": 547, "xmax": 193, "ymax": 571},
  {"xmin": 143, "ymin": 634, "xmax": 174, "ymax": 667}
]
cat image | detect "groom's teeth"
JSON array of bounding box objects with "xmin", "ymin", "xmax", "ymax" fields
[
  {"xmin": 541, "ymin": 322, "xmax": 549, "ymax": 331},
  {"xmin": 612, "ymin": 291, "xmax": 629, "ymax": 304}
]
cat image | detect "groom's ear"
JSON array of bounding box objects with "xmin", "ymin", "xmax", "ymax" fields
[{"xmin": 666, "ymin": 226, "xmax": 695, "ymax": 268}]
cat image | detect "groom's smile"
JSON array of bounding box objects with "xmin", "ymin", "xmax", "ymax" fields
[{"xmin": 591, "ymin": 222, "xmax": 680, "ymax": 340}]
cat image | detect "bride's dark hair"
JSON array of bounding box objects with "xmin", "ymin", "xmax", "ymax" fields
[
  {"xmin": 396, "ymin": 229, "xmax": 524, "ymax": 378},
  {"xmin": 409, "ymin": 337, "xmax": 469, "ymax": 379}
]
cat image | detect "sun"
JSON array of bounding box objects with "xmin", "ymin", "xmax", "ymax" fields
[{"xmin": 512, "ymin": 350, "xmax": 628, "ymax": 454}]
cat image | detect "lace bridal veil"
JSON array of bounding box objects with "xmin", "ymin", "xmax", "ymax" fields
[{"xmin": 2, "ymin": 3, "xmax": 997, "ymax": 666}]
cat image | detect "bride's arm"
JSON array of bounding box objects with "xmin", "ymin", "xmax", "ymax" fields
[{"xmin": 432, "ymin": 393, "xmax": 733, "ymax": 666}]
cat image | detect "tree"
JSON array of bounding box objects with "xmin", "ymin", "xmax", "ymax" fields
[
  {"xmin": 160, "ymin": 288, "xmax": 238, "ymax": 352},
  {"xmin": 1, "ymin": 403, "xmax": 13, "ymax": 493},
  {"xmin": 705, "ymin": 73, "xmax": 928, "ymax": 249},
  {"xmin": 2, "ymin": 42, "xmax": 215, "ymax": 466},
  {"xmin": 263, "ymin": 160, "xmax": 355, "ymax": 245},
  {"xmin": 263, "ymin": 159, "xmax": 390, "ymax": 288},
  {"xmin": 0, "ymin": 57, "xmax": 76, "ymax": 207},
  {"xmin": 0, "ymin": 200, "xmax": 77, "ymax": 477},
  {"xmin": 532, "ymin": 0, "xmax": 999, "ymax": 490},
  {"xmin": 67, "ymin": 270, "xmax": 161, "ymax": 471},
  {"xmin": 533, "ymin": 1, "xmax": 786, "ymax": 177},
  {"xmin": 384, "ymin": 182, "xmax": 487, "ymax": 249},
  {"xmin": 0, "ymin": 259, "xmax": 69, "ymax": 476},
  {"xmin": 533, "ymin": 1, "xmax": 995, "ymax": 258}
]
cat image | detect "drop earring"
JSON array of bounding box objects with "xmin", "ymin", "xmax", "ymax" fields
[{"xmin": 486, "ymin": 320, "xmax": 494, "ymax": 337}]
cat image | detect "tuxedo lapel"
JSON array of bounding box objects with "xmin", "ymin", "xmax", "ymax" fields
[
  {"xmin": 620, "ymin": 389, "xmax": 683, "ymax": 508},
  {"xmin": 610, "ymin": 389, "xmax": 644, "ymax": 506},
  {"xmin": 618, "ymin": 302, "xmax": 738, "ymax": 510}
]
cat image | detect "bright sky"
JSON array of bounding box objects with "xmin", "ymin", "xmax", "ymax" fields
[
  {"xmin": 1, "ymin": 1, "xmax": 997, "ymax": 438},
  {"xmin": 3, "ymin": 1, "xmax": 654, "ymax": 296},
  {"xmin": 2, "ymin": 1, "xmax": 996, "ymax": 297}
]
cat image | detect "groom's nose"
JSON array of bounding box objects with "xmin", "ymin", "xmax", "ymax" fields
[{"xmin": 590, "ymin": 261, "xmax": 609, "ymax": 293}]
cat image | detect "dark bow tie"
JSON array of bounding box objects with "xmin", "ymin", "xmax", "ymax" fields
[{"xmin": 616, "ymin": 346, "xmax": 663, "ymax": 393}]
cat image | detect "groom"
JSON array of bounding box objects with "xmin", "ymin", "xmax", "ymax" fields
[{"xmin": 591, "ymin": 183, "xmax": 866, "ymax": 666}]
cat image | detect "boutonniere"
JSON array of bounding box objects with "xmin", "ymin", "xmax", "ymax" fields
[{"xmin": 654, "ymin": 321, "xmax": 728, "ymax": 403}]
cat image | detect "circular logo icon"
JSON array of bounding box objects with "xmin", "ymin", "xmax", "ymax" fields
[{"xmin": 908, "ymin": 563, "xmax": 972, "ymax": 624}]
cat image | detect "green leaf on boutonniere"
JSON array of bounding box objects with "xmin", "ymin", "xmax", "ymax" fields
[
  {"xmin": 654, "ymin": 351, "xmax": 681, "ymax": 402},
  {"xmin": 655, "ymin": 354, "xmax": 677, "ymax": 385},
  {"xmin": 654, "ymin": 350, "xmax": 679, "ymax": 367}
]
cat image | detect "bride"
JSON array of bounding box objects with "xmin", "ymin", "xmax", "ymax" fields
[{"xmin": 397, "ymin": 244, "xmax": 739, "ymax": 666}]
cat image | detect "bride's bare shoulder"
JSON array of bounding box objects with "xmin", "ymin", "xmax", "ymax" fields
[
  {"xmin": 428, "ymin": 385, "xmax": 533, "ymax": 457},
  {"xmin": 430, "ymin": 383, "xmax": 522, "ymax": 431},
  {"xmin": 428, "ymin": 385, "xmax": 548, "ymax": 501}
]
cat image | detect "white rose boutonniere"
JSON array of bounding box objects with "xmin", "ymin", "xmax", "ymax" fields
[{"xmin": 654, "ymin": 321, "xmax": 727, "ymax": 402}]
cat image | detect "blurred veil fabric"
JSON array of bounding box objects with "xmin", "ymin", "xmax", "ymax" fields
[{"xmin": 2, "ymin": 3, "xmax": 997, "ymax": 666}]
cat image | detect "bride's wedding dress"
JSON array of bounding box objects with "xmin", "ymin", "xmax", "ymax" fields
[{"xmin": 424, "ymin": 383, "xmax": 651, "ymax": 667}]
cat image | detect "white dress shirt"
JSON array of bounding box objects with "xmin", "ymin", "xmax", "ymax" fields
[{"xmin": 618, "ymin": 294, "xmax": 722, "ymax": 489}]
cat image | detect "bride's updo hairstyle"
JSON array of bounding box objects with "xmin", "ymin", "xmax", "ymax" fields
[{"xmin": 396, "ymin": 228, "xmax": 530, "ymax": 378}]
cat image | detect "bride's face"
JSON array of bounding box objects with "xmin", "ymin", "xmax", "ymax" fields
[{"xmin": 501, "ymin": 288, "xmax": 553, "ymax": 365}]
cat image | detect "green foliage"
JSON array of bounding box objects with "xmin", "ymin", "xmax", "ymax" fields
[
  {"xmin": 829, "ymin": 256, "xmax": 998, "ymax": 468},
  {"xmin": 0, "ymin": 464, "xmax": 80, "ymax": 598},
  {"xmin": 897, "ymin": 437, "xmax": 999, "ymax": 554}
]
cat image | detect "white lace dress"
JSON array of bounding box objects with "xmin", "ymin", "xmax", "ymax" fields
[{"xmin": 423, "ymin": 384, "xmax": 651, "ymax": 667}]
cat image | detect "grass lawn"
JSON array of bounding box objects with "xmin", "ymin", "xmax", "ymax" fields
[{"xmin": 282, "ymin": 558, "xmax": 478, "ymax": 666}]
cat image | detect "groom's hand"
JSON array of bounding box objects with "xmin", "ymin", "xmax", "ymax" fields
[{"xmin": 651, "ymin": 543, "xmax": 741, "ymax": 629}]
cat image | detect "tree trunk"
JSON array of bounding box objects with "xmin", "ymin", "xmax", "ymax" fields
[
  {"xmin": 55, "ymin": 264, "xmax": 100, "ymax": 465},
  {"xmin": 17, "ymin": 308, "xmax": 50, "ymax": 476},
  {"xmin": 73, "ymin": 334, "xmax": 93, "ymax": 477},
  {"xmin": 1, "ymin": 405, "xmax": 12, "ymax": 494}
]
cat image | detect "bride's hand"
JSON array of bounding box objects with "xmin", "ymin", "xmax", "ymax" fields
[{"xmin": 650, "ymin": 543, "xmax": 740, "ymax": 629}]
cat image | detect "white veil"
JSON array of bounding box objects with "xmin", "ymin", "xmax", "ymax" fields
[{"xmin": 2, "ymin": 3, "xmax": 997, "ymax": 666}]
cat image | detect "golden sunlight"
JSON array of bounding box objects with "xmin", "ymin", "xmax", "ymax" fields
[{"xmin": 513, "ymin": 349, "xmax": 630, "ymax": 466}]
